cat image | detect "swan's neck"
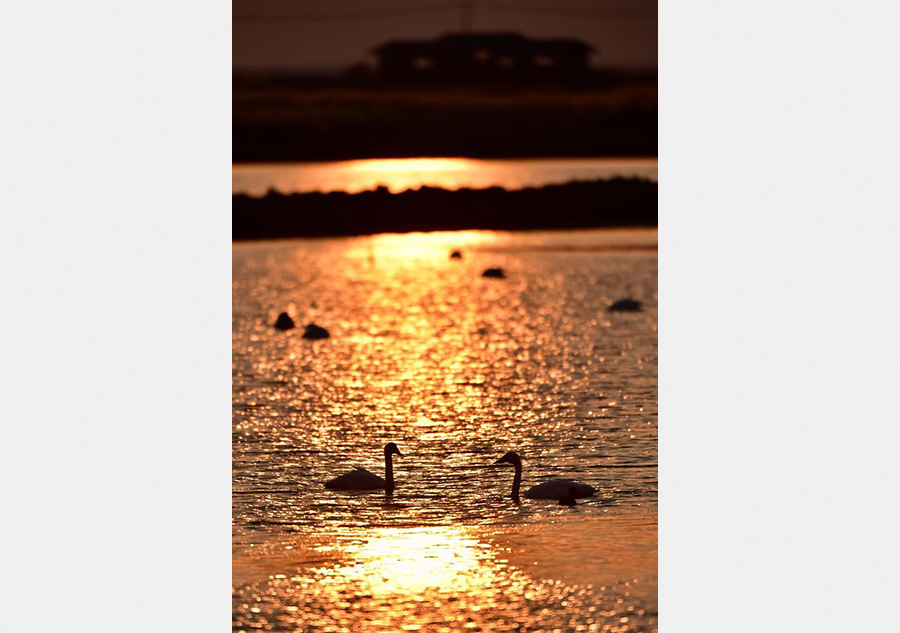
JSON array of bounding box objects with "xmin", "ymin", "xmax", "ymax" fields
[
  {"xmin": 511, "ymin": 460, "xmax": 522, "ymax": 501},
  {"xmin": 385, "ymin": 453, "xmax": 395, "ymax": 490}
]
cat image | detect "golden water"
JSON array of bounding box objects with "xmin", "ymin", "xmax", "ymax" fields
[
  {"xmin": 232, "ymin": 157, "xmax": 658, "ymax": 196},
  {"xmin": 233, "ymin": 229, "xmax": 657, "ymax": 631}
]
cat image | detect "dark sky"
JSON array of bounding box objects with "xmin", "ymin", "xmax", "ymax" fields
[{"xmin": 234, "ymin": 0, "xmax": 657, "ymax": 71}]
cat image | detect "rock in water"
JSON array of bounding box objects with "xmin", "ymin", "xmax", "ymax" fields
[
  {"xmin": 302, "ymin": 323, "xmax": 330, "ymax": 340},
  {"xmin": 274, "ymin": 312, "xmax": 295, "ymax": 330},
  {"xmin": 609, "ymin": 298, "xmax": 642, "ymax": 312},
  {"xmin": 482, "ymin": 267, "xmax": 506, "ymax": 279},
  {"xmin": 450, "ymin": 249, "xmax": 463, "ymax": 259}
]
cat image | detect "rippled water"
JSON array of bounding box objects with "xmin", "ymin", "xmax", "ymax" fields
[
  {"xmin": 233, "ymin": 229, "xmax": 657, "ymax": 632},
  {"xmin": 232, "ymin": 157, "xmax": 658, "ymax": 196}
]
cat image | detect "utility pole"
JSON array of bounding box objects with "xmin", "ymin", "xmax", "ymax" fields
[{"xmin": 460, "ymin": 0, "xmax": 473, "ymax": 32}]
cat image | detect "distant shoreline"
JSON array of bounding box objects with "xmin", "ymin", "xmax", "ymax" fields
[{"xmin": 233, "ymin": 179, "xmax": 657, "ymax": 241}]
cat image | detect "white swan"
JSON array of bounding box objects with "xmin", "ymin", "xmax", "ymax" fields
[
  {"xmin": 324, "ymin": 442, "xmax": 403, "ymax": 491},
  {"xmin": 493, "ymin": 451, "xmax": 596, "ymax": 501}
]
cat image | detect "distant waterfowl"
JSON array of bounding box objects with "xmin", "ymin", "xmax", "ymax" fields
[
  {"xmin": 302, "ymin": 323, "xmax": 330, "ymax": 340},
  {"xmin": 482, "ymin": 267, "xmax": 506, "ymax": 279},
  {"xmin": 324, "ymin": 442, "xmax": 403, "ymax": 491},
  {"xmin": 558, "ymin": 487, "xmax": 579, "ymax": 507},
  {"xmin": 274, "ymin": 312, "xmax": 295, "ymax": 330},
  {"xmin": 493, "ymin": 451, "xmax": 596, "ymax": 501},
  {"xmin": 450, "ymin": 249, "xmax": 463, "ymax": 259},
  {"xmin": 609, "ymin": 298, "xmax": 642, "ymax": 312}
]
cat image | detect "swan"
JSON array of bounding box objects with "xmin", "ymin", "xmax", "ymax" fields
[
  {"xmin": 493, "ymin": 451, "xmax": 596, "ymax": 501},
  {"xmin": 273, "ymin": 312, "xmax": 295, "ymax": 330},
  {"xmin": 609, "ymin": 298, "xmax": 642, "ymax": 312},
  {"xmin": 302, "ymin": 323, "xmax": 330, "ymax": 340},
  {"xmin": 558, "ymin": 486, "xmax": 578, "ymax": 506},
  {"xmin": 324, "ymin": 442, "xmax": 403, "ymax": 491}
]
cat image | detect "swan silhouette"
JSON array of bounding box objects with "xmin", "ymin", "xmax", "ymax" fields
[
  {"xmin": 324, "ymin": 442, "xmax": 403, "ymax": 491},
  {"xmin": 493, "ymin": 451, "xmax": 596, "ymax": 501},
  {"xmin": 558, "ymin": 486, "xmax": 578, "ymax": 506}
]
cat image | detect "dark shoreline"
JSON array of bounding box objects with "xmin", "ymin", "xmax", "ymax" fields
[
  {"xmin": 233, "ymin": 119, "xmax": 657, "ymax": 163},
  {"xmin": 233, "ymin": 82, "xmax": 657, "ymax": 163},
  {"xmin": 233, "ymin": 179, "xmax": 657, "ymax": 241}
]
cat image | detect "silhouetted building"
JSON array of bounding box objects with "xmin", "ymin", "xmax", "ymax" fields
[{"xmin": 373, "ymin": 33, "xmax": 594, "ymax": 84}]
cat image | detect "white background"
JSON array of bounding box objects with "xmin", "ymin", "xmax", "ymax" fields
[{"xmin": 1, "ymin": 1, "xmax": 899, "ymax": 630}]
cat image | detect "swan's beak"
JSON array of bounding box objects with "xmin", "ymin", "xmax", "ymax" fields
[
  {"xmin": 492, "ymin": 457, "xmax": 506, "ymax": 466},
  {"xmin": 395, "ymin": 449, "xmax": 403, "ymax": 457}
]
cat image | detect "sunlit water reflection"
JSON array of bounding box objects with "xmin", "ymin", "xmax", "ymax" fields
[
  {"xmin": 232, "ymin": 157, "xmax": 658, "ymax": 196},
  {"xmin": 233, "ymin": 229, "xmax": 657, "ymax": 631}
]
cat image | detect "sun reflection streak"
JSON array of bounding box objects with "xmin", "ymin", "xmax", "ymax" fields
[
  {"xmin": 232, "ymin": 157, "xmax": 659, "ymax": 196},
  {"xmin": 340, "ymin": 158, "xmax": 480, "ymax": 193},
  {"xmin": 364, "ymin": 229, "xmax": 499, "ymax": 260},
  {"xmin": 233, "ymin": 523, "xmax": 657, "ymax": 632},
  {"xmin": 333, "ymin": 526, "xmax": 490, "ymax": 596},
  {"xmin": 346, "ymin": 158, "xmax": 475, "ymax": 173}
]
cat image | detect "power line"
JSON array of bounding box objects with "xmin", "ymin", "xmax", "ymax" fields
[
  {"xmin": 480, "ymin": 3, "xmax": 655, "ymax": 20},
  {"xmin": 234, "ymin": 1, "xmax": 655, "ymax": 24},
  {"xmin": 234, "ymin": 4, "xmax": 455, "ymax": 23}
]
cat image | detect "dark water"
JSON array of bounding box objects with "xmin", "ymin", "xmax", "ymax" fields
[{"xmin": 233, "ymin": 229, "xmax": 657, "ymax": 632}]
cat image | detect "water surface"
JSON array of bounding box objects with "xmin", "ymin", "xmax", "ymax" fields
[
  {"xmin": 233, "ymin": 229, "xmax": 658, "ymax": 631},
  {"xmin": 232, "ymin": 157, "xmax": 658, "ymax": 196}
]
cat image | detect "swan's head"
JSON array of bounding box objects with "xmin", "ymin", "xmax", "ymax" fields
[
  {"xmin": 493, "ymin": 451, "xmax": 521, "ymax": 467},
  {"xmin": 384, "ymin": 442, "xmax": 403, "ymax": 457}
]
